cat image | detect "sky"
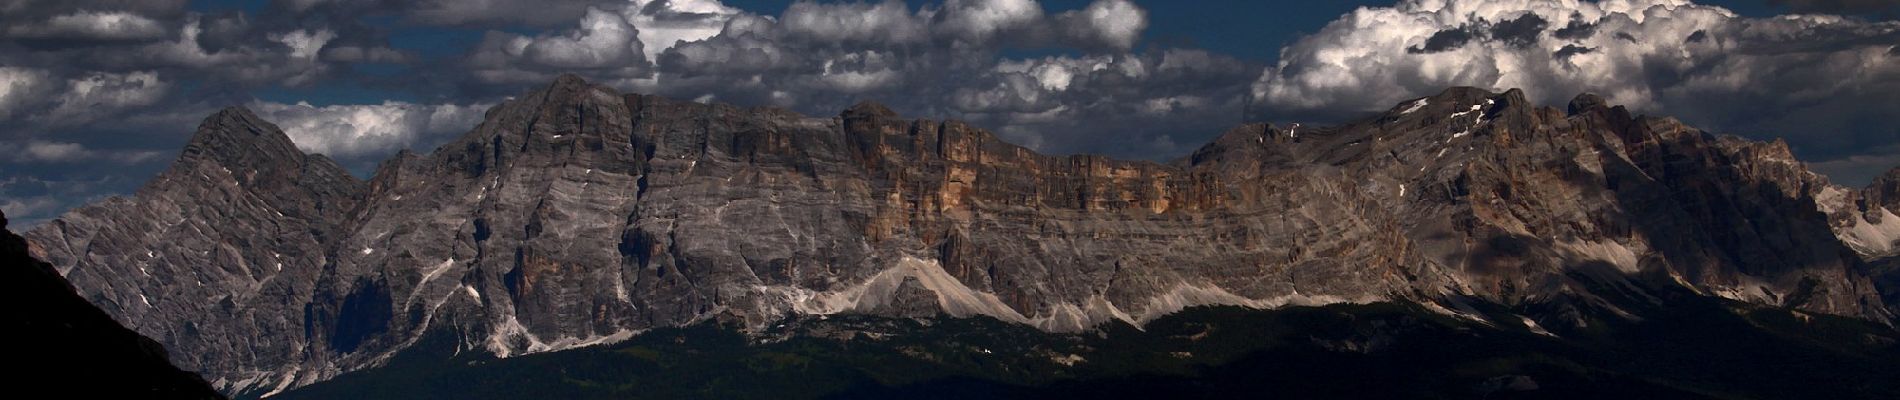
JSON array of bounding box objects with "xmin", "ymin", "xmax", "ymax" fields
[{"xmin": 1, "ymin": 0, "xmax": 1898, "ymax": 228}]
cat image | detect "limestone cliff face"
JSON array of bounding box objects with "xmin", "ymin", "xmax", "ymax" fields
[{"xmin": 26, "ymin": 75, "xmax": 1897, "ymax": 395}]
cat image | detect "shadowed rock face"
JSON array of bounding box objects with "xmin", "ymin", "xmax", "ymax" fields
[
  {"xmin": 24, "ymin": 75, "xmax": 1899, "ymax": 395},
  {"xmin": 1, "ymin": 209, "xmax": 224, "ymax": 399}
]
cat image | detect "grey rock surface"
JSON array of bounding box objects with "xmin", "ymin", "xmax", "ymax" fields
[{"xmin": 25, "ymin": 75, "xmax": 1899, "ymax": 395}]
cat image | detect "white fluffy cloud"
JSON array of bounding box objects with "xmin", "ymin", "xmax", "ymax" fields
[
  {"xmin": 936, "ymin": 0, "xmax": 1044, "ymax": 44},
  {"xmin": 1250, "ymin": 0, "xmax": 1900, "ymax": 182},
  {"xmin": 250, "ymin": 101, "xmax": 490, "ymax": 160},
  {"xmin": 1055, "ymin": 0, "xmax": 1147, "ymax": 50},
  {"xmin": 467, "ymin": 7, "xmax": 652, "ymax": 85},
  {"xmin": 526, "ymin": 8, "xmax": 644, "ymax": 68},
  {"xmin": 624, "ymin": 0, "xmax": 743, "ymax": 61},
  {"xmin": 1256, "ymin": 0, "xmax": 1727, "ymax": 113}
]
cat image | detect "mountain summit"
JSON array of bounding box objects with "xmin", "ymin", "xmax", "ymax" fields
[{"xmin": 26, "ymin": 75, "xmax": 1900, "ymax": 395}]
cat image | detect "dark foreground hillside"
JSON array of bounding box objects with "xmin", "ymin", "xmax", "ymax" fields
[
  {"xmin": 0, "ymin": 210, "xmax": 224, "ymax": 399},
  {"xmin": 277, "ymin": 294, "xmax": 1900, "ymax": 400}
]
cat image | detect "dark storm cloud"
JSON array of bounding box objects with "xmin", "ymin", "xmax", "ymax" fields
[
  {"xmin": 1406, "ymin": 13, "xmax": 1551, "ymax": 54},
  {"xmin": 1491, "ymin": 13, "xmax": 1550, "ymax": 47},
  {"xmin": 1553, "ymin": 14, "xmax": 1600, "ymax": 40},
  {"xmin": 1553, "ymin": 44, "xmax": 1596, "ymax": 59},
  {"xmin": 254, "ymin": 0, "xmax": 610, "ymax": 28},
  {"xmin": 403, "ymin": 0, "xmax": 606, "ymax": 27},
  {"xmin": 1687, "ymin": 29, "xmax": 1710, "ymax": 42},
  {"xmin": 1408, "ymin": 25, "xmax": 1480, "ymax": 53},
  {"xmin": 0, "ymin": 0, "xmax": 187, "ymax": 48}
]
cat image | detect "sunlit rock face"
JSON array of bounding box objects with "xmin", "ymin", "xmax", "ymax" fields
[{"xmin": 26, "ymin": 75, "xmax": 1896, "ymax": 395}]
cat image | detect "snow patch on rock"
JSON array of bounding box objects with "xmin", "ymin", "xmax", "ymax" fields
[{"xmin": 1401, "ymin": 98, "xmax": 1429, "ymax": 114}]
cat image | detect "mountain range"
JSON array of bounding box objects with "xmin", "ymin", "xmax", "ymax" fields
[{"xmin": 22, "ymin": 74, "xmax": 1900, "ymax": 397}]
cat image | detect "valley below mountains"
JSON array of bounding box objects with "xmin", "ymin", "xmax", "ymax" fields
[{"xmin": 23, "ymin": 74, "xmax": 1900, "ymax": 397}]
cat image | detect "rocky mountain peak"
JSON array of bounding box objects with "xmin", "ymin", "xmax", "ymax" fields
[
  {"xmin": 1568, "ymin": 93, "xmax": 1607, "ymax": 115},
  {"xmin": 424, "ymin": 73, "xmax": 641, "ymax": 182},
  {"xmin": 177, "ymin": 106, "xmax": 308, "ymax": 173},
  {"xmin": 1863, "ymin": 167, "xmax": 1900, "ymax": 214},
  {"xmin": 1424, "ymin": 86, "xmax": 1498, "ymax": 107},
  {"xmin": 540, "ymin": 73, "xmax": 619, "ymax": 108},
  {"xmin": 842, "ymin": 100, "xmax": 899, "ymax": 119}
]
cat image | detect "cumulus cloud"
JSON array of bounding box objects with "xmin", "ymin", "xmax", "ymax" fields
[
  {"xmin": 1054, "ymin": 0, "xmax": 1148, "ymax": 50},
  {"xmin": 45, "ymin": 71, "xmax": 170, "ymax": 123},
  {"xmin": 935, "ymin": 0, "xmax": 1044, "ymax": 44},
  {"xmin": 526, "ymin": 9, "xmax": 644, "ymax": 68},
  {"xmin": 624, "ymin": 0, "xmax": 744, "ymax": 61},
  {"xmin": 249, "ymin": 100, "xmax": 490, "ymax": 162},
  {"xmin": 1250, "ymin": 0, "xmax": 1900, "ymax": 184},
  {"xmin": 466, "ymin": 7, "xmax": 652, "ymax": 86},
  {"xmin": 0, "ymin": 67, "xmax": 52, "ymax": 119}
]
